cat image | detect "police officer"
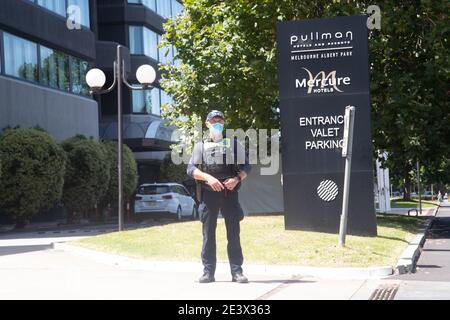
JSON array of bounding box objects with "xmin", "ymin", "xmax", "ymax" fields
[{"xmin": 187, "ymin": 110, "xmax": 251, "ymax": 283}]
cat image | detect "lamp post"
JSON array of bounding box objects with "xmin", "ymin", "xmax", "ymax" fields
[{"xmin": 86, "ymin": 45, "xmax": 156, "ymax": 231}]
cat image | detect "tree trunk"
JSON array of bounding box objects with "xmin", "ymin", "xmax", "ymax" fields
[{"xmin": 403, "ymin": 175, "xmax": 412, "ymax": 201}]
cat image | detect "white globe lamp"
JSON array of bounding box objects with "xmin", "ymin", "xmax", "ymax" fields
[
  {"xmin": 86, "ymin": 68, "xmax": 106, "ymax": 91},
  {"xmin": 136, "ymin": 64, "xmax": 156, "ymax": 86}
]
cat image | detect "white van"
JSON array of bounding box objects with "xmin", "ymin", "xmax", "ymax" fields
[{"xmin": 134, "ymin": 183, "xmax": 197, "ymax": 221}]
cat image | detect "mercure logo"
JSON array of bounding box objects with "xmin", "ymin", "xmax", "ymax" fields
[{"xmin": 295, "ymin": 68, "xmax": 351, "ymax": 94}]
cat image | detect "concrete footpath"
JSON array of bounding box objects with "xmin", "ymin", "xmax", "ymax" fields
[
  {"xmin": 2, "ymin": 204, "xmax": 442, "ymax": 300},
  {"xmin": 0, "ymin": 228, "xmax": 383, "ymax": 300},
  {"xmin": 388, "ymin": 201, "xmax": 450, "ymax": 300}
]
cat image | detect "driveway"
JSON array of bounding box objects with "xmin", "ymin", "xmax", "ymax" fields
[{"xmin": 0, "ymin": 227, "xmax": 379, "ymax": 300}]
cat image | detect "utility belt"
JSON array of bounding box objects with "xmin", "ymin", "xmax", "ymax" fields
[
  {"xmin": 201, "ymin": 176, "xmax": 242, "ymax": 192},
  {"xmin": 196, "ymin": 175, "xmax": 241, "ymax": 203}
]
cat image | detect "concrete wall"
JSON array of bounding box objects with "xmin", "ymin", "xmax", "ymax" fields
[{"xmin": 0, "ymin": 76, "xmax": 99, "ymax": 141}]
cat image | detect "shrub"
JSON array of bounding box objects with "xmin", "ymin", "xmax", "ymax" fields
[
  {"xmin": 0, "ymin": 128, "xmax": 66, "ymax": 226},
  {"xmin": 101, "ymin": 141, "xmax": 138, "ymax": 207},
  {"xmin": 61, "ymin": 135, "xmax": 110, "ymax": 221}
]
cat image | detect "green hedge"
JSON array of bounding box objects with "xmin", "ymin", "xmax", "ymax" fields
[
  {"xmin": 0, "ymin": 128, "xmax": 66, "ymax": 225},
  {"xmin": 0, "ymin": 129, "xmax": 140, "ymax": 225},
  {"xmin": 61, "ymin": 135, "xmax": 110, "ymax": 219},
  {"xmin": 101, "ymin": 141, "xmax": 138, "ymax": 206}
]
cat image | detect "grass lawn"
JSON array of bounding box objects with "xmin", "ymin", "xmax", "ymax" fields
[
  {"xmin": 73, "ymin": 214, "xmax": 425, "ymax": 268},
  {"xmin": 391, "ymin": 199, "xmax": 438, "ymax": 209}
]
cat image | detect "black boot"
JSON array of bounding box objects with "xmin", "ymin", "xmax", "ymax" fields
[
  {"xmin": 199, "ymin": 273, "xmax": 215, "ymax": 283},
  {"xmin": 231, "ymin": 272, "xmax": 248, "ymax": 283}
]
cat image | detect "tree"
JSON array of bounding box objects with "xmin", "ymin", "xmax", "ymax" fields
[
  {"xmin": 61, "ymin": 135, "xmax": 110, "ymax": 222},
  {"xmin": 0, "ymin": 128, "xmax": 66, "ymax": 227},
  {"xmin": 101, "ymin": 141, "xmax": 139, "ymax": 207},
  {"xmin": 369, "ymin": 1, "xmax": 450, "ymax": 199},
  {"xmin": 160, "ymin": 0, "xmax": 449, "ymax": 191},
  {"xmin": 160, "ymin": 153, "xmax": 190, "ymax": 183}
]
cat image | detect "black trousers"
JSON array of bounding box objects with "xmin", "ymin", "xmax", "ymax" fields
[{"xmin": 199, "ymin": 188, "xmax": 244, "ymax": 276}]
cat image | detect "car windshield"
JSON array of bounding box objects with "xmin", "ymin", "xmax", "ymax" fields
[{"xmin": 138, "ymin": 186, "xmax": 170, "ymax": 195}]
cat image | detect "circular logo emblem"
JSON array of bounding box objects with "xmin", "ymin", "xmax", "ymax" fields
[{"xmin": 317, "ymin": 180, "xmax": 339, "ymax": 202}]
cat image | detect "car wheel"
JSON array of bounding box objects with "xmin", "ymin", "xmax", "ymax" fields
[
  {"xmin": 191, "ymin": 205, "xmax": 197, "ymax": 220},
  {"xmin": 177, "ymin": 206, "xmax": 182, "ymax": 221}
]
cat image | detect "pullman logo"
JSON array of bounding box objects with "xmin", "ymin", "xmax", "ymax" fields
[
  {"xmin": 289, "ymin": 30, "xmax": 354, "ymax": 61},
  {"xmin": 290, "ymin": 30, "xmax": 353, "ymax": 47},
  {"xmin": 296, "ymin": 68, "xmax": 351, "ymax": 94}
]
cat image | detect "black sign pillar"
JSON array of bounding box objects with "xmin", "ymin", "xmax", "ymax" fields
[{"xmin": 276, "ymin": 15, "xmax": 377, "ymax": 236}]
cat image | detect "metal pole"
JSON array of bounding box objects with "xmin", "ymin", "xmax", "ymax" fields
[
  {"xmin": 339, "ymin": 106, "xmax": 356, "ymax": 247},
  {"xmin": 417, "ymin": 160, "xmax": 422, "ymax": 215},
  {"xmin": 431, "ymin": 184, "xmax": 434, "ymax": 200},
  {"xmin": 117, "ymin": 45, "xmax": 124, "ymax": 231}
]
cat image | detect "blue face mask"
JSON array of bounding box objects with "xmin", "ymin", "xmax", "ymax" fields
[
  {"xmin": 210, "ymin": 123, "xmax": 224, "ymax": 134},
  {"xmin": 209, "ymin": 123, "xmax": 224, "ymax": 142}
]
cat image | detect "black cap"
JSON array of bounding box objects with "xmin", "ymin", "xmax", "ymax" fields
[{"xmin": 206, "ymin": 110, "xmax": 225, "ymax": 121}]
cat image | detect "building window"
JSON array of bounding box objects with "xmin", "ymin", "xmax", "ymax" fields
[
  {"xmin": 132, "ymin": 87, "xmax": 161, "ymax": 115},
  {"xmin": 29, "ymin": 0, "xmax": 91, "ymax": 28},
  {"xmin": 68, "ymin": 0, "xmax": 91, "ymax": 28},
  {"xmin": 37, "ymin": 0, "xmax": 66, "ymax": 16},
  {"xmin": 1, "ymin": 30, "xmax": 90, "ymax": 97},
  {"xmin": 3, "ymin": 32, "xmax": 38, "ymax": 82},
  {"xmin": 55, "ymin": 52, "xmax": 70, "ymax": 91},
  {"xmin": 128, "ymin": 0, "xmax": 183, "ymax": 19},
  {"xmin": 129, "ymin": 26, "xmax": 143, "ymax": 56},
  {"xmin": 143, "ymin": 28, "xmax": 159, "ymax": 61},
  {"xmin": 148, "ymin": 88, "xmax": 161, "ymax": 115},
  {"xmin": 132, "ymin": 89, "xmax": 146, "ymax": 113},
  {"xmin": 128, "ymin": 0, "xmax": 156, "ymax": 12},
  {"xmin": 40, "ymin": 46, "xmax": 70, "ymax": 91},
  {"xmin": 129, "ymin": 26, "xmax": 177, "ymax": 64},
  {"xmin": 40, "ymin": 46, "xmax": 58, "ymax": 88},
  {"xmin": 129, "ymin": 26, "xmax": 159, "ymax": 61},
  {"xmin": 156, "ymin": 0, "xmax": 172, "ymax": 18},
  {"xmin": 70, "ymin": 57, "xmax": 90, "ymax": 96}
]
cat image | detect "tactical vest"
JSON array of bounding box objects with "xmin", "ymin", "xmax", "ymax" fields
[{"xmin": 201, "ymin": 138, "xmax": 238, "ymax": 181}]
